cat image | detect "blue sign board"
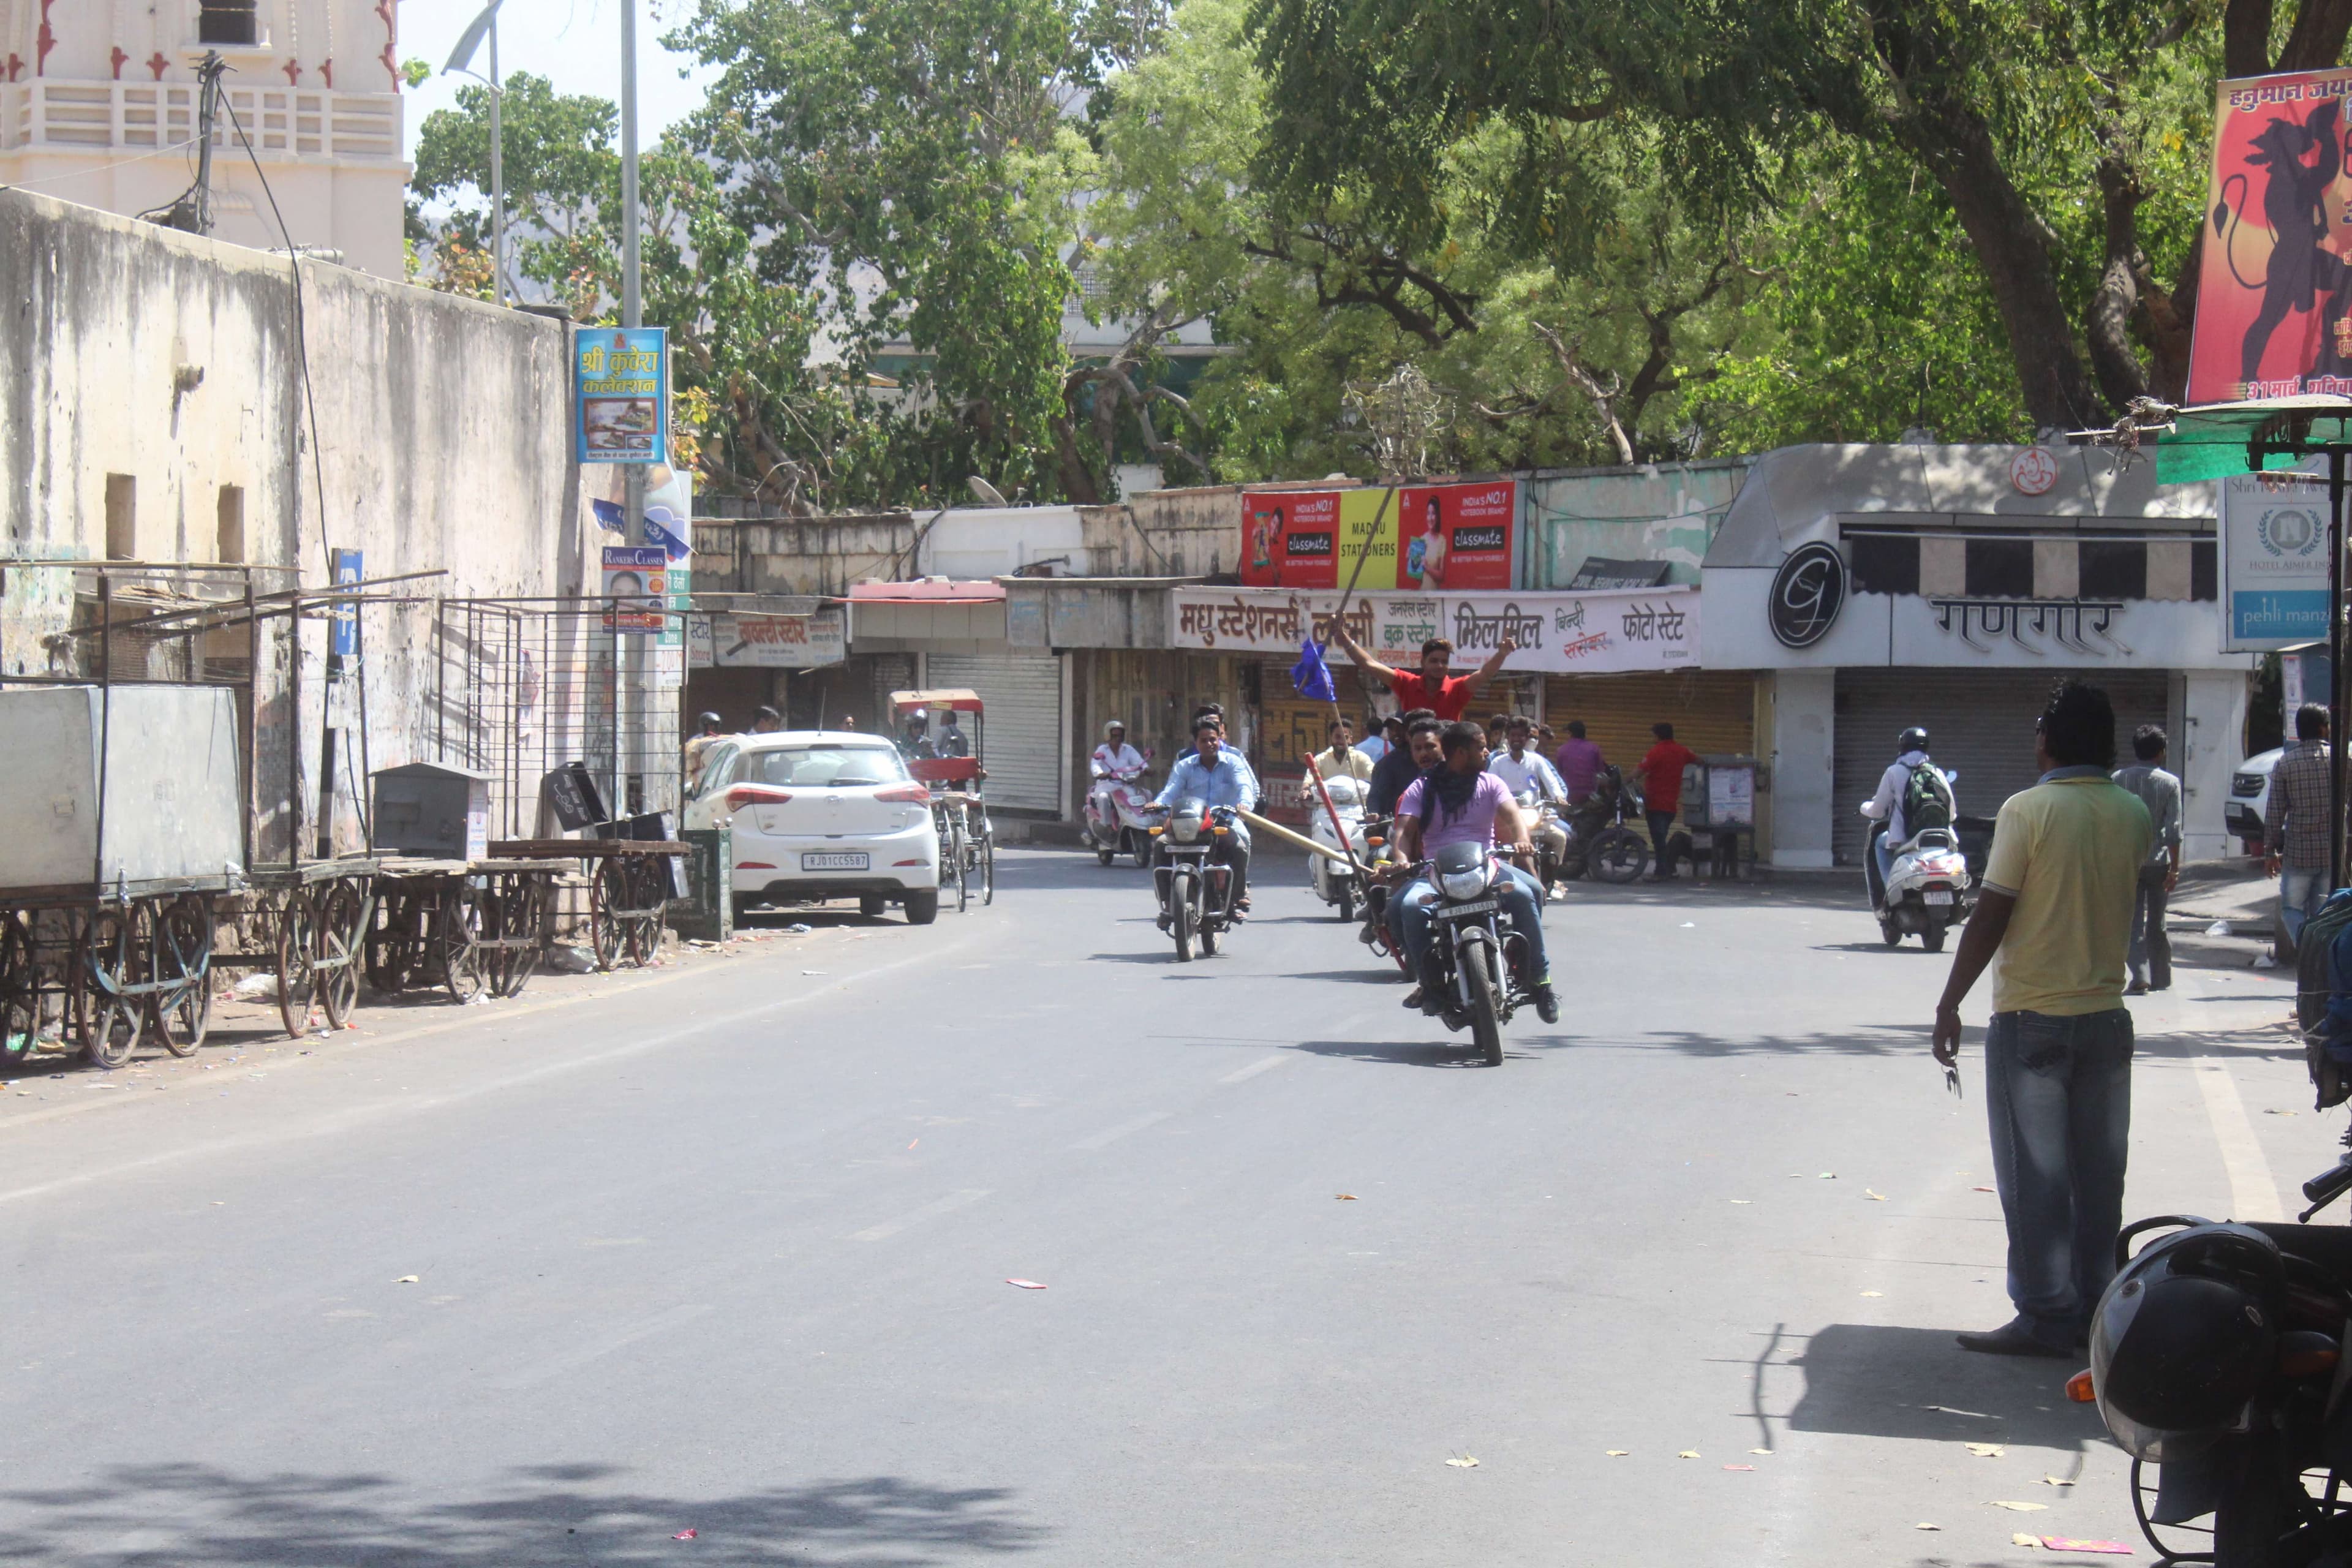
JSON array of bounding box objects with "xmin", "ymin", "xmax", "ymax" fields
[
  {"xmin": 329, "ymin": 547, "xmax": 362, "ymax": 674},
  {"xmin": 2231, "ymin": 590, "xmax": 2329, "ymax": 646},
  {"xmin": 574, "ymin": 326, "xmax": 668, "ymax": 464}
]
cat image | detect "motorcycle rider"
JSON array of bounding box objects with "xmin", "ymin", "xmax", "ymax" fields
[
  {"xmin": 1366, "ymin": 708, "xmax": 1440, "ymax": 818},
  {"xmin": 1860, "ymin": 726, "xmax": 1954, "ymax": 907},
  {"xmin": 1091, "ymin": 720, "xmax": 1145, "ymax": 779},
  {"xmin": 1488, "ymin": 716, "xmax": 1569, "ymax": 884},
  {"xmin": 1312, "ymin": 717, "xmax": 1374, "ymax": 783},
  {"xmin": 898, "ymin": 707, "xmax": 937, "ymax": 761},
  {"xmin": 1152, "ymin": 717, "xmax": 1259, "ymax": 921},
  {"xmin": 1393, "ymin": 720, "xmax": 1559, "ymax": 1024}
]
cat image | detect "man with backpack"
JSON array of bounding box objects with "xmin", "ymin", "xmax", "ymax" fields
[{"xmin": 1860, "ymin": 726, "xmax": 1956, "ymax": 903}]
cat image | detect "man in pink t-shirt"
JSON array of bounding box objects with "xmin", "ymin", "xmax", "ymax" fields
[
  {"xmin": 1393, "ymin": 720, "xmax": 1557, "ymax": 1023},
  {"xmin": 1553, "ymin": 720, "xmax": 1605, "ymax": 802}
]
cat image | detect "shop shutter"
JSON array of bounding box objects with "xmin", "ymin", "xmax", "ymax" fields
[
  {"xmin": 1831, "ymin": 669, "xmax": 2171, "ymax": 866},
  {"xmin": 1542, "ymin": 671, "xmax": 1758, "ymax": 771},
  {"xmin": 924, "ymin": 652, "xmax": 1065, "ymax": 813}
]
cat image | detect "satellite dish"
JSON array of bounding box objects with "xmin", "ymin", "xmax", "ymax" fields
[{"xmin": 967, "ymin": 476, "xmax": 1008, "ymax": 507}]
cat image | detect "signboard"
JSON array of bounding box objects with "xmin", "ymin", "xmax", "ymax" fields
[
  {"xmin": 2220, "ymin": 464, "xmax": 2331, "ymax": 650},
  {"xmin": 601, "ymin": 545, "xmax": 669, "ymax": 633},
  {"xmin": 574, "ymin": 326, "xmax": 668, "ymax": 462},
  {"xmin": 695, "ymin": 611, "xmax": 848, "ymax": 669},
  {"xmin": 1169, "ymin": 586, "xmax": 1696, "ymax": 673},
  {"xmin": 1240, "ymin": 480, "xmax": 1518, "ymax": 590},
  {"xmin": 328, "ymin": 546, "xmax": 361, "ymax": 676},
  {"xmin": 2188, "ymin": 70, "xmax": 2352, "ymax": 401}
]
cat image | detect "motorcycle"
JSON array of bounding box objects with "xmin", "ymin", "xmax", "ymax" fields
[
  {"xmin": 1863, "ymin": 812, "xmax": 1973, "ymax": 952},
  {"xmin": 1414, "ymin": 841, "xmax": 1536, "ymax": 1066},
  {"xmin": 1355, "ymin": 817, "xmax": 1414, "ymax": 973},
  {"xmin": 2087, "ymin": 1147, "xmax": 2352, "ymax": 1565},
  {"xmin": 1308, "ymin": 774, "xmax": 1371, "ymax": 921},
  {"xmin": 1085, "ymin": 749, "xmax": 1156, "ymax": 868},
  {"xmin": 1558, "ymin": 765, "xmax": 1649, "ymax": 884},
  {"xmin": 1151, "ymin": 801, "xmax": 1240, "ymax": 962}
]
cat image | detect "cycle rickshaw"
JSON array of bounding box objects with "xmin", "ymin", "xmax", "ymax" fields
[{"xmin": 891, "ymin": 688, "xmax": 995, "ymax": 911}]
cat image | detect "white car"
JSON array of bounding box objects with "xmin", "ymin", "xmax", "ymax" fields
[
  {"xmin": 2226, "ymin": 748, "xmax": 2280, "ymax": 846},
  {"xmin": 682, "ymin": 731, "xmax": 941, "ymax": 924}
]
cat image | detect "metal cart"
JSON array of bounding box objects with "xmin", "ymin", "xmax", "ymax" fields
[
  {"xmin": 490, "ymin": 839, "xmax": 686, "ymax": 971},
  {"xmin": 365, "ymin": 857, "xmax": 567, "ymax": 1004}
]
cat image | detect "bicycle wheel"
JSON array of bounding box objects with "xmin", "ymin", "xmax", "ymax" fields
[
  {"xmin": 979, "ymin": 826, "xmax": 995, "ymax": 907},
  {"xmin": 946, "ymin": 810, "xmax": 970, "ymax": 914}
]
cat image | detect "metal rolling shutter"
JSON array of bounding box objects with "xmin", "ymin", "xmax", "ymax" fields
[
  {"xmin": 1831, "ymin": 669, "xmax": 2172, "ymax": 866},
  {"xmin": 1542, "ymin": 671, "xmax": 1758, "ymax": 767},
  {"xmin": 924, "ymin": 652, "xmax": 1065, "ymax": 813}
]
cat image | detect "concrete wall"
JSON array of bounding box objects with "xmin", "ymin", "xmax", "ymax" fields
[
  {"xmin": 2181, "ymin": 669, "xmax": 2250, "ymax": 864},
  {"xmin": 917, "ymin": 505, "xmax": 1085, "ymax": 579},
  {"xmin": 0, "ymin": 187, "xmax": 586, "ymax": 859},
  {"xmin": 1528, "ymin": 460, "xmax": 1750, "ymax": 589},
  {"xmin": 1081, "ymin": 486, "xmax": 1242, "ymax": 578},
  {"xmin": 1765, "ymin": 669, "xmax": 1837, "ymax": 868},
  {"xmin": 693, "ymin": 514, "xmax": 914, "ymax": 597}
]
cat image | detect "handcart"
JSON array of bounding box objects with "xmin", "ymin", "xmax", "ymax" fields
[
  {"xmin": 491, "ymin": 838, "xmax": 687, "ymax": 971},
  {"xmin": 891, "ymin": 689, "xmax": 995, "ymax": 912},
  {"xmin": 365, "ymin": 857, "xmax": 567, "ymax": 1003},
  {"xmin": 225, "ymin": 858, "xmax": 382, "ymax": 1036}
]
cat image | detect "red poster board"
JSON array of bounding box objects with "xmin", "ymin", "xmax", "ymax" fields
[
  {"xmin": 1238, "ymin": 480, "xmax": 1517, "ymax": 589},
  {"xmin": 2188, "ymin": 70, "xmax": 2352, "ymax": 402}
]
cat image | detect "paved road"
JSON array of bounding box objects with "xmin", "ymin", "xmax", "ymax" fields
[{"xmin": 0, "ymin": 849, "xmax": 2316, "ymax": 1566}]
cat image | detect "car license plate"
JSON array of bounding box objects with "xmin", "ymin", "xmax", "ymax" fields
[
  {"xmin": 1924, "ymin": 890, "xmax": 1954, "ymax": 906},
  {"xmin": 1440, "ymin": 898, "xmax": 1499, "ymax": 916},
  {"xmin": 801, "ymin": 851, "xmax": 869, "ymax": 871}
]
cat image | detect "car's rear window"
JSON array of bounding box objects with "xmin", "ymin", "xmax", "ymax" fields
[{"xmin": 746, "ymin": 745, "xmax": 910, "ymax": 788}]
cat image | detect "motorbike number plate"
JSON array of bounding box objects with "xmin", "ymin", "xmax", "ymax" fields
[
  {"xmin": 801, "ymin": 851, "xmax": 870, "ymax": 870},
  {"xmin": 1923, "ymin": 891, "xmax": 1954, "ymax": 906},
  {"xmin": 1439, "ymin": 898, "xmax": 1499, "ymax": 917}
]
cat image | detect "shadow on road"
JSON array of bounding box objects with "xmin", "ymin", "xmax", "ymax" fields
[
  {"xmin": 0, "ymin": 1464, "xmax": 1048, "ymax": 1566},
  {"xmin": 1779, "ymin": 1323, "xmax": 2102, "ymax": 1456},
  {"xmin": 1291, "ymin": 1036, "xmax": 1565, "ymax": 1068}
]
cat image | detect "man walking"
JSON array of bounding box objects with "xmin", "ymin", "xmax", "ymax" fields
[
  {"xmin": 2113, "ymin": 725, "xmax": 2183, "ymax": 994},
  {"xmin": 2266, "ymin": 703, "xmax": 2334, "ymax": 952},
  {"xmin": 1931, "ymin": 680, "xmax": 2153, "ymax": 1357},
  {"xmin": 1634, "ymin": 723, "xmax": 1698, "ymax": 881},
  {"xmin": 1553, "ymin": 720, "xmax": 1605, "ymax": 803}
]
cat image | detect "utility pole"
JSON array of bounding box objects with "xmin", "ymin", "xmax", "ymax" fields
[
  {"xmin": 445, "ymin": 2, "xmax": 507, "ymax": 306},
  {"xmin": 620, "ymin": 0, "xmax": 650, "ymax": 817}
]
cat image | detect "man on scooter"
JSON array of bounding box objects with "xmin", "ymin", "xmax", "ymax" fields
[
  {"xmin": 1092, "ymin": 721, "xmax": 1145, "ymax": 779},
  {"xmin": 1152, "ymin": 718, "xmax": 1259, "ymax": 921},
  {"xmin": 1860, "ymin": 726, "xmax": 1954, "ymax": 905},
  {"xmin": 1393, "ymin": 720, "xmax": 1559, "ymax": 1024}
]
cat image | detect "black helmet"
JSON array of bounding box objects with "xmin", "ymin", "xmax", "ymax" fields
[
  {"xmin": 698, "ymin": 712, "xmax": 723, "ymax": 729},
  {"xmin": 1898, "ymin": 726, "xmax": 1929, "ymax": 753},
  {"xmin": 2090, "ymin": 1221, "xmax": 2282, "ymax": 1460}
]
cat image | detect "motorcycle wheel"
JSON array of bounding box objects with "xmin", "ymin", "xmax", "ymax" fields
[
  {"xmin": 1338, "ymin": 885, "xmax": 1356, "ymax": 923},
  {"xmin": 1129, "ymin": 835, "xmax": 1150, "ymax": 870},
  {"xmin": 1201, "ymin": 914, "xmax": 1220, "ymax": 957},
  {"xmin": 1096, "ymin": 841, "xmax": 1114, "ymax": 867},
  {"xmin": 1172, "ymin": 877, "xmax": 1194, "ymax": 962},
  {"xmin": 2212, "ymin": 1428, "xmax": 2319, "ymax": 1567},
  {"xmin": 1589, "ymin": 827, "xmax": 1649, "ymax": 884},
  {"xmin": 1463, "ymin": 941, "xmax": 1505, "ymax": 1066},
  {"xmin": 1880, "ymin": 917, "xmax": 1902, "ymax": 949},
  {"xmin": 1921, "ymin": 922, "xmax": 1947, "ymax": 954}
]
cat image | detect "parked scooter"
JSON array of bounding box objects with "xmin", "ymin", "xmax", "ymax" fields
[
  {"xmin": 1151, "ymin": 801, "xmax": 1240, "ymax": 962},
  {"xmin": 1308, "ymin": 774, "xmax": 1371, "ymax": 921},
  {"xmin": 2087, "ymin": 1146, "xmax": 2352, "ymax": 1564},
  {"xmin": 1863, "ymin": 812, "xmax": 1973, "ymax": 952},
  {"xmin": 1085, "ymin": 748, "xmax": 1156, "ymax": 868},
  {"xmin": 1412, "ymin": 841, "xmax": 1536, "ymax": 1066},
  {"xmin": 1557, "ymin": 766, "xmax": 1649, "ymax": 884}
]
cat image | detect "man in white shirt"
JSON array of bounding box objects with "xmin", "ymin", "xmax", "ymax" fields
[
  {"xmin": 1091, "ymin": 721, "xmax": 1145, "ymax": 779},
  {"xmin": 1488, "ymin": 716, "xmax": 1567, "ymax": 802},
  {"xmin": 1860, "ymin": 725, "xmax": 1953, "ymax": 900}
]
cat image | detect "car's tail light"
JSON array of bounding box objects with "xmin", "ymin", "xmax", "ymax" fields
[
  {"xmin": 893, "ymin": 858, "xmax": 927, "ymax": 867},
  {"xmin": 738, "ymin": 861, "xmax": 777, "ymax": 870},
  {"xmin": 874, "ymin": 783, "xmax": 931, "ymax": 804},
  {"xmin": 724, "ymin": 785, "xmax": 793, "ymax": 812}
]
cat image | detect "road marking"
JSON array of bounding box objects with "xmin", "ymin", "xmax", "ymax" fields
[
  {"xmin": 1218, "ymin": 1054, "xmax": 1287, "ymax": 1085},
  {"xmin": 492, "ymin": 1303, "xmax": 712, "ymax": 1390},
  {"xmin": 1071, "ymin": 1110, "xmax": 1171, "ymax": 1151},
  {"xmin": 2194, "ymin": 1057, "xmax": 2283, "ymax": 1223},
  {"xmin": 846, "ymin": 1188, "xmax": 991, "ymax": 1242}
]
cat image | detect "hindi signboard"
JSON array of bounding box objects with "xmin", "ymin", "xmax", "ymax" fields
[
  {"xmin": 704, "ymin": 611, "xmax": 848, "ymax": 669},
  {"xmin": 1169, "ymin": 586, "xmax": 1697, "ymax": 674},
  {"xmin": 1240, "ymin": 480, "xmax": 1518, "ymax": 590},
  {"xmin": 575, "ymin": 326, "xmax": 668, "ymax": 463}
]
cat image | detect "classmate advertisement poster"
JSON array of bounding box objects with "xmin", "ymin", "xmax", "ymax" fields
[{"xmin": 1239, "ymin": 480, "xmax": 1518, "ymax": 590}]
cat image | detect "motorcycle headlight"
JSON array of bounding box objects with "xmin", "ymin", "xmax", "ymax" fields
[
  {"xmin": 1440, "ymin": 866, "xmax": 1491, "ymax": 900},
  {"xmin": 1170, "ymin": 815, "xmax": 1203, "ymax": 843}
]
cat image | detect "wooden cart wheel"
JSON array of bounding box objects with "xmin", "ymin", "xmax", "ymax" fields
[
  {"xmin": 590, "ymin": 858, "xmax": 628, "ymax": 971},
  {"xmin": 75, "ymin": 903, "xmax": 148, "ymax": 1069},
  {"xmin": 367, "ymin": 891, "xmax": 421, "ymax": 994},
  {"xmin": 276, "ymin": 887, "xmax": 322, "ymax": 1036},
  {"xmin": 437, "ymin": 883, "xmax": 486, "ymax": 1005},
  {"xmin": 150, "ymin": 892, "xmax": 216, "ymax": 1057},
  {"xmin": 626, "ymin": 857, "xmax": 665, "ymax": 967},
  {"xmin": 315, "ymin": 880, "xmax": 364, "ymax": 1029},
  {"xmin": 496, "ymin": 873, "xmax": 546, "ymax": 999},
  {"xmin": 477, "ymin": 878, "xmax": 516, "ymax": 997},
  {"xmin": 0, "ymin": 913, "xmax": 37, "ymax": 1070}
]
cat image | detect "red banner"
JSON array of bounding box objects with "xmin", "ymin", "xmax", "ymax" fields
[
  {"xmin": 1239, "ymin": 480, "xmax": 1517, "ymax": 590},
  {"xmin": 2188, "ymin": 70, "xmax": 2352, "ymax": 402}
]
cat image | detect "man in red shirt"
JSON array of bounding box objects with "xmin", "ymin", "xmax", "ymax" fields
[
  {"xmin": 1329, "ymin": 625, "xmax": 1516, "ymax": 722},
  {"xmin": 1635, "ymin": 722, "xmax": 1699, "ymax": 881}
]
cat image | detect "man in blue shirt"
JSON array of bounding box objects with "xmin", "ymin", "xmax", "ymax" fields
[{"xmin": 1155, "ymin": 718, "xmax": 1261, "ymax": 915}]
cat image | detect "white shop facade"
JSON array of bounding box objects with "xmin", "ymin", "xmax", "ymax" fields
[{"xmin": 1702, "ymin": 443, "xmax": 2252, "ymax": 869}]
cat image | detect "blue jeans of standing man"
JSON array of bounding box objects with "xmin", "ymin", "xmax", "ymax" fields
[
  {"xmin": 1398, "ymin": 864, "xmax": 1550, "ymax": 987},
  {"xmin": 2283, "ymin": 864, "xmax": 2328, "ymax": 949},
  {"xmin": 1985, "ymin": 1008, "xmax": 2134, "ymax": 1344}
]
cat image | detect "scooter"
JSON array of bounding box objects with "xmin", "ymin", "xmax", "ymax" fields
[
  {"xmin": 1863, "ymin": 811, "xmax": 1973, "ymax": 953},
  {"xmin": 1308, "ymin": 774, "xmax": 1371, "ymax": 921},
  {"xmin": 1414, "ymin": 842, "xmax": 1535, "ymax": 1066},
  {"xmin": 1151, "ymin": 801, "xmax": 1240, "ymax": 962},
  {"xmin": 1515, "ymin": 790, "xmax": 1569, "ymax": 898},
  {"xmin": 1085, "ymin": 748, "xmax": 1156, "ymax": 868}
]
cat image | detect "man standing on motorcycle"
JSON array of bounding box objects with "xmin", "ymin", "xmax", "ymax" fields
[
  {"xmin": 1393, "ymin": 720, "xmax": 1559, "ymax": 1023},
  {"xmin": 1859, "ymin": 726, "xmax": 1953, "ymax": 903},
  {"xmin": 1152, "ymin": 718, "xmax": 1260, "ymax": 918},
  {"xmin": 1328, "ymin": 623, "xmax": 1517, "ymax": 722},
  {"xmin": 1092, "ymin": 721, "xmax": 1145, "ymax": 779}
]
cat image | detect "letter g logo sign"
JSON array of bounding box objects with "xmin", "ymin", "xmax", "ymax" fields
[{"xmin": 1769, "ymin": 543, "xmax": 1845, "ymax": 649}]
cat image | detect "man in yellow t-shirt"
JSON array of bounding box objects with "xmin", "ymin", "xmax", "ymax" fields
[
  {"xmin": 1311, "ymin": 717, "xmax": 1374, "ymax": 785},
  {"xmin": 1931, "ymin": 680, "xmax": 2153, "ymax": 1360}
]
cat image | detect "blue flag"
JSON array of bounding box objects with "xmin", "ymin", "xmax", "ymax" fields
[{"xmin": 1292, "ymin": 637, "xmax": 1337, "ymax": 703}]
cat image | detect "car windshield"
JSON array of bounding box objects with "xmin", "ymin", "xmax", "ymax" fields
[{"xmin": 745, "ymin": 745, "xmax": 909, "ymax": 788}]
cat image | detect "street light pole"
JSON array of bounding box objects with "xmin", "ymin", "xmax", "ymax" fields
[
  {"xmin": 619, "ymin": 0, "xmax": 650, "ymax": 816},
  {"xmin": 488, "ymin": 15, "xmax": 504, "ymax": 307}
]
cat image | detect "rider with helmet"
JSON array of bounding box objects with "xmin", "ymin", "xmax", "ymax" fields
[
  {"xmin": 1092, "ymin": 720, "xmax": 1145, "ymax": 779},
  {"xmin": 1860, "ymin": 725, "xmax": 1956, "ymax": 900}
]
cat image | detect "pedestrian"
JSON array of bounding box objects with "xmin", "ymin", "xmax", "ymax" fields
[
  {"xmin": 1357, "ymin": 715, "xmax": 1401, "ymax": 764},
  {"xmin": 1931, "ymin": 679, "xmax": 2153, "ymax": 1358},
  {"xmin": 1313, "ymin": 717, "xmax": 1374, "ymax": 783},
  {"xmin": 1553, "ymin": 720, "xmax": 1605, "ymax": 803},
  {"xmin": 1486, "ymin": 711, "xmax": 1511, "ymax": 754},
  {"xmin": 2112, "ymin": 724, "xmax": 2182, "ymax": 994},
  {"xmin": 937, "ymin": 710, "xmax": 973, "ymax": 758},
  {"xmin": 752, "ymin": 705, "xmax": 783, "ymax": 734},
  {"xmin": 1634, "ymin": 722, "xmax": 1698, "ymax": 881},
  {"xmin": 683, "ymin": 712, "xmax": 725, "ymax": 792},
  {"xmin": 2265, "ymin": 702, "xmax": 2334, "ymax": 952}
]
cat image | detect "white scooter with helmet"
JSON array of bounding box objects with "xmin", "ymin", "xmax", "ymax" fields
[
  {"xmin": 1084, "ymin": 721, "xmax": 1156, "ymax": 868},
  {"xmin": 1860, "ymin": 725, "xmax": 1974, "ymax": 952}
]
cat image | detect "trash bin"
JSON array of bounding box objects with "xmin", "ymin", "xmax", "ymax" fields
[{"xmin": 675, "ymin": 827, "xmax": 733, "ymax": 943}]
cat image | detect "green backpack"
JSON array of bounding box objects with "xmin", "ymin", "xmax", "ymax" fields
[{"xmin": 1901, "ymin": 763, "xmax": 1954, "ymax": 835}]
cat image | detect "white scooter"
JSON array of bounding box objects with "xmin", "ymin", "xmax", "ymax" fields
[
  {"xmin": 1085, "ymin": 750, "xmax": 1156, "ymax": 868},
  {"xmin": 1863, "ymin": 783, "xmax": 1974, "ymax": 951},
  {"xmin": 1307, "ymin": 774, "xmax": 1371, "ymax": 921}
]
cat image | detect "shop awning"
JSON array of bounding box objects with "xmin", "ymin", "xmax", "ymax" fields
[{"xmin": 2154, "ymin": 396, "xmax": 2352, "ymax": 484}]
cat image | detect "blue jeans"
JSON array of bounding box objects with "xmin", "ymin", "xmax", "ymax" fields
[
  {"xmin": 1985, "ymin": 1009, "xmax": 2134, "ymax": 1341},
  {"xmin": 1398, "ymin": 863, "xmax": 1550, "ymax": 987},
  {"xmin": 2283, "ymin": 864, "xmax": 2327, "ymax": 948}
]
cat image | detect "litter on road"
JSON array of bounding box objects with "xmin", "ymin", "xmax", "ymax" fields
[{"xmin": 1006, "ymin": 1278, "xmax": 1047, "ymax": 1290}]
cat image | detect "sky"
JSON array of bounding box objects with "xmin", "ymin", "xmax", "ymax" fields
[{"xmin": 399, "ymin": 0, "xmax": 719, "ymax": 163}]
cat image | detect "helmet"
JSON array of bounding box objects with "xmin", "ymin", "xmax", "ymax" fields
[
  {"xmin": 2090, "ymin": 1221, "xmax": 2283, "ymax": 1460},
  {"xmin": 697, "ymin": 712, "xmax": 723, "ymax": 729},
  {"xmin": 1104, "ymin": 720, "xmax": 1127, "ymax": 737},
  {"xmin": 1898, "ymin": 726, "xmax": 1929, "ymax": 753}
]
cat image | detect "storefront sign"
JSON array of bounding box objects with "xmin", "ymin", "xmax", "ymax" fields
[
  {"xmin": 1768, "ymin": 542, "xmax": 1845, "ymax": 648},
  {"xmin": 574, "ymin": 326, "xmax": 668, "ymax": 463},
  {"xmin": 695, "ymin": 610, "xmax": 847, "ymax": 669},
  {"xmin": 601, "ymin": 545, "xmax": 669, "ymax": 633},
  {"xmin": 1169, "ymin": 587, "xmax": 1697, "ymax": 673},
  {"xmin": 1928, "ymin": 596, "xmax": 2128, "ymax": 655},
  {"xmin": 1240, "ymin": 480, "xmax": 1518, "ymax": 590},
  {"xmin": 2220, "ymin": 466, "xmax": 2331, "ymax": 650}
]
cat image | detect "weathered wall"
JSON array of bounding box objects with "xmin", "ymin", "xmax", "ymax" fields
[
  {"xmin": 1528, "ymin": 459, "xmax": 1752, "ymax": 589},
  {"xmin": 0, "ymin": 188, "xmax": 586, "ymax": 859},
  {"xmin": 1081, "ymin": 486, "xmax": 1241, "ymax": 578},
  {"xmin": 917, "ymin": 505, "xmax": 1085, "ymax": 579},
  {"xmin": 693, "ymin": 514, "xmax": 914, "ymax": 596}
]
